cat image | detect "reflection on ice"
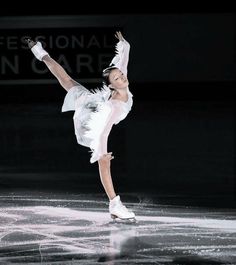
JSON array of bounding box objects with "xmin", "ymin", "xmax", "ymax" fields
[{"xmin": 0, "ymin": 193, "xmax": 235, "ymax": 264}]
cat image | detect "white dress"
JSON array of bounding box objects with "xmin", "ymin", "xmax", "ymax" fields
[{"xmin": 61, "ymin": 38, "xmax": 133, "ymax": 163}]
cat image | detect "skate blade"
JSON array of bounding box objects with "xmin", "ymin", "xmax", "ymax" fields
[
  {"xmin": 23, "ymin": 37, "xmax": 32, "ymax": 44},
  {"xmin": 111, "ymin": 214, "xmax": 137, "ymax": 224}
]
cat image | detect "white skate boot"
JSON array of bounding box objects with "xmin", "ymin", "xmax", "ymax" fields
[
  {"xmin": 26, "ymin": 38, "xmax": 49, "ymax": 61},
  {"xmin": 109, "ymin": 195, "xmax": 136, "ymax": 222}
]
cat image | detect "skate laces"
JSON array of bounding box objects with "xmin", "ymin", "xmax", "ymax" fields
[
  {"xmin": 110, "ymin": 197, "xmax": 133, "ymax": 213},
  {"xmin": 118, "ymin": 201, "xmax": 131, "ymax": 213}
]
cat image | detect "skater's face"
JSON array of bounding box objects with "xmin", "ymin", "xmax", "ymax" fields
[{"xmin": 109, "ymin": 69, "xmax": 129, "ymax": 90}]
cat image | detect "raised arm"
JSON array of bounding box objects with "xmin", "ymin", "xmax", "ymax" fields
[{"xmin": 110, "ymin": 31, "xmax": 130, "ymax": 76}]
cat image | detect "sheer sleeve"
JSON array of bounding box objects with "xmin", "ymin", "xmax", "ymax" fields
[{"xmin": 110, "ymin": 39, "xmax": 130, "ymax": 76}]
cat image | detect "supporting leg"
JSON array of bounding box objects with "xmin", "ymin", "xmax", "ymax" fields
[
  {"xmin": 98, "ymin": 153, "xmax": 116, "ymax": 200},
  {"xmin": 98, "ymin": 153, "xmax": 136, "ymax": 220}
]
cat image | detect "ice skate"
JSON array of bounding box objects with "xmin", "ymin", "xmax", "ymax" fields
[
  {"xmin": 24, "ymin": 37, "xmax": 36, "ymax": 48},
  {"xmin": 25, "ymin": 38, "xmax": 49, "ymax": 61},
  {"xmin": 109, "ymin": 195, "xmax": 136, "ymax": 223}
]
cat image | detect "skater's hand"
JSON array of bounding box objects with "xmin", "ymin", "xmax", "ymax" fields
[
  {"xmin": 102, "ymin": 152, "xmax": 114, "ymax": 161},
  {"xmin": 115, "ymin": 31, "xmax": 124, "ymax": 41}
]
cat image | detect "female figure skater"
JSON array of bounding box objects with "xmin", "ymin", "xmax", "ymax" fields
[{"xmin": 26, "ymin": 31, "xmax": 135, "ymax": 221}]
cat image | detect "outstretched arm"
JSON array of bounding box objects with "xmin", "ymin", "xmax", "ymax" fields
[{"xmin": 110, "ymin": 31, "xmax": 130, "ymax": 76}]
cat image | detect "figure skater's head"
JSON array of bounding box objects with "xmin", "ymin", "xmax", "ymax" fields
[{"xmin": 102, "ymin": 66, "xmax": 129, "ymax": 90}]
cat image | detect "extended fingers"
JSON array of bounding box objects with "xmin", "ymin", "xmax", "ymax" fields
[
  {"xmin": 102, "ymin": 152, "xmax": 114, "ymax": 160},
  {"xmin": 106, "ymin": 152, "xmax": 114, "ymax": 160},
  {"xmin": 115, "ymin": 31, "xmax": 124, "ymax": 41}
]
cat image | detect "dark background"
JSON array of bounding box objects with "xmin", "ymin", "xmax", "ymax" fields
[{"xmin": 0, "ymin": 10, "xmax": 235, "ymax": 207}]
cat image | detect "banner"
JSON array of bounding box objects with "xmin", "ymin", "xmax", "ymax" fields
[{"xmin": 0, "ymin": 27, "xmax": 119, "ymax": 84}]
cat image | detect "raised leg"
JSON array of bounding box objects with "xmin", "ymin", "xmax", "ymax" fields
[{"xmin": 26, "ymin": 38, "xmax": 78, "ymax": 91}]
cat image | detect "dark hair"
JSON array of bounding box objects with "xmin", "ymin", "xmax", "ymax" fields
[{"xmin": 102, "ymin": 66, "xmax": 118, "ymax": 86}]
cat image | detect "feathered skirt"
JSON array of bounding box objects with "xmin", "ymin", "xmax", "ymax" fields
[{"xmin": 61, "ymin": 84, "xmax": 112, "ymax": 163}]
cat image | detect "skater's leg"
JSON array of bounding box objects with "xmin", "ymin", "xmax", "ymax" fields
[
  {"xmin": 98, "ymin": 153, "xmax": 116, "ymax": 200},
  {"xmin": 98, "ymin": 153, "xmax": 135, "ymax": 220},
  {"xmin": 42, "ymin": 56, "xmax": 78, "ymax": 91},
  {"xmin": 27, "ymin": 39, "xmax": 78, "ymax": 91}
]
